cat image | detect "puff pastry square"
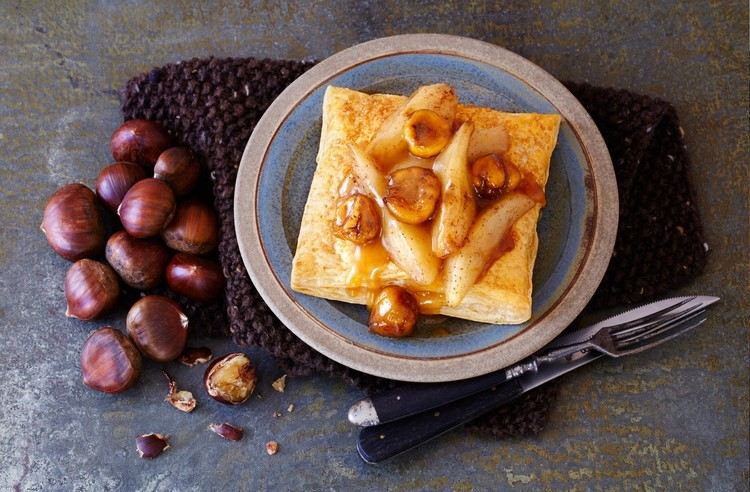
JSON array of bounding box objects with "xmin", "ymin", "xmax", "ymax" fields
[{"xmin": 291, "ymin": 86, "xmax": 561, "ymax": 324}]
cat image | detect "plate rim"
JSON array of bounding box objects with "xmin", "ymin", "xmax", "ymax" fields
[{"xmin": 234, "ymin": 34, "xmax": 618, "ymax": 382}]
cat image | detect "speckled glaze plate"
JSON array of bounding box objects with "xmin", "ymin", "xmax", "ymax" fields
[{"xmin": 235, "ymin": 35, "xmax": 617, "ymax": 382}]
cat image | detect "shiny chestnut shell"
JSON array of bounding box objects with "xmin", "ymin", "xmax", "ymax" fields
[
  {"xmin": 166, "ymin": 253, "xmax": 225, "ymax": 303},
  {"xmin": 118, "ymin": 178, "xmax": 176, "ymax": 238},
  {"xmin": 41, "ymin": 184, "xmax": 105, "ymax": 261},
  {"xmin": 161, "ymin": 200, "xmax": 219, "ymax": 255},
  {"xmin": 64, "ymin": 259, "xmax": 120, "ymax": 320},
  {"xmin": 80, "ymin": 327, "xmax": 142, "ymax": 394},
  {"xmin": 95, "ymin": 162, "xmax": 147, "ymax": 212},
  {"xmin": 126, "ymin": 296, "xmax": 188, "ymax": 362},
  {"xmin": 203, "ymin": 353, "xmax": 256, "ymax": 405},
  {"xmin": 153, "ymin": 147, "xmax": 201, "ymax": 197},
  {"xmin": 106, "ymin": 231, "xmax": 171, "ymax": 290},
  {"xmin": 111, "ymin": 119, "xmax": 172, "ymax": 168}
]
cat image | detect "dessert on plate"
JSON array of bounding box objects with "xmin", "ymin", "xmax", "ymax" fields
[{"xmin": 291, "ymin": 83, "xmax": 560, "ymax": 337}]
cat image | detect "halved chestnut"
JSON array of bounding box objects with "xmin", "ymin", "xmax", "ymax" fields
[{"xmin": 403, "ymin": 109, "xmax": 452, "ymax": 158}]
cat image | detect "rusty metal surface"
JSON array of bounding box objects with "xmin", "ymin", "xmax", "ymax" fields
[{"xmin": 0, "ymin": 1, "xmax": 747, "ymax": 490}]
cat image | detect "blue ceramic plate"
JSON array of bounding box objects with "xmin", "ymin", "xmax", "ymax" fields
[{"xmin": 235, "ymin": 35, "xmax": 617, "ymax": 382}]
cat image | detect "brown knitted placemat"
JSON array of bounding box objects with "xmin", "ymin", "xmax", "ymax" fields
[{"xmin": 120, "ymin": 57, "xmax": 707, "ymax": 439}]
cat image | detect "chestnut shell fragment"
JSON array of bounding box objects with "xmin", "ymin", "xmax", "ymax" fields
[
  {"xmin": 209, "ymin": 422, "xmax": 244, "ymax": 442},
  {"xmin": 135, "ymin": 433, "xmax": 170, "ymax": 459}
]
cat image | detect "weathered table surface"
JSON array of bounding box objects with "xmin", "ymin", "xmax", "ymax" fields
[{"xmin": 1, "ymin": 1, "xmax": 747, "ymax": 490}]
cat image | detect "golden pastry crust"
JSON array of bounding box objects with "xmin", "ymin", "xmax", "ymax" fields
[{"xmin": 291, "ymin": 86, "xmax": 561, "ymax": 324}]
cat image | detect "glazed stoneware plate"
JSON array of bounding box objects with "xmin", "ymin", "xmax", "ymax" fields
[{"xmin": 235, "ymin": 34, "xmax": 617, "ymax": 382}]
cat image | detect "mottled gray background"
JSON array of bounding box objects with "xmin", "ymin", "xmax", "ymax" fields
[{"xmin": 1, "ymin": 1, "xmax": 748, "ymax": 490}]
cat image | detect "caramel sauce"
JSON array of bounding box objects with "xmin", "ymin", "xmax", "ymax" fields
[
  {"xmin": 478, "ymin": 230, "xmax": 517, "ymax": 281},
  {"xmin": 346, "ymin": 240, "xmax": 391, "ymax": 294}
]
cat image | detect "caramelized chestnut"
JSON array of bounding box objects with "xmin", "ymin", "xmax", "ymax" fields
[
  {"xmin": 64, "ymin": 259, "xmax": 120, "ymax": 320},
  {"xmin": 106, "ymin": 231, "xmax": 171, "ymax": 290},
  {"xmin": 384, "ymin": 167, "xmax": 441, "ymax": 224},
  {"xmin": 153, "ymin": 147, "xmax": 201, "ymax": 197},
  {"xmin": 203, "ymin": 353, "xmax": 256, "ymax": 405},
  {"xmin": 368, "ymin": 285, "xmax": 419, "ymax": 338},
  {"xmin": 111, "ymin": 119, "xmax": 172, "ymax": 168},
  {"xmin": 166, "ymin": 253, "xmax": 225, "ymax": 303},
  {"xmin": 95, "ymin": 162, "xmax": 147, "ymax": 212},
  {"xmin": 118, "ymin": 178, "xmax": 176, "ymax": 238},
  {"xmin": 41, "ymin": 184, "xmax": 105, "ymax": 261},
  {"xmin": 161, "ymin": 200, "xmax": 219, "ymax": 255},
  {"xmin": 333, "ymin": 193, "xmax": 380, "ymax": 244},
  {"xmin": 80, "ymin": 327, "xmax": 141, "ymax": 394},
  {"xmin": 471, "ymin": 154, "xmax": 522, "ymax": 199},
  {"xmin": 126, "ymin": 296, "xmax": 188, "ymax": 362},
  {"xmin": 403, "ymin": 109, "xmax": 452, "ymax": 158}
]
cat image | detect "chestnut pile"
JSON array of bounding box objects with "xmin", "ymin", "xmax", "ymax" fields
[{"xmin": 41, "ymin": 119, "xmax": 247, "ymax": 401}]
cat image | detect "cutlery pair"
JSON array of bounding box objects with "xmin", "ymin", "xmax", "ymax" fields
[{"xmin": 347, "ymin": 295, "xmax": 719, "ymax": 463}]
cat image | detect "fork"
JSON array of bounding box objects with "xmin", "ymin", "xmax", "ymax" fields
[{"xmin": 355, "ymin": 296, "xmax": 718, "ymax": 463}]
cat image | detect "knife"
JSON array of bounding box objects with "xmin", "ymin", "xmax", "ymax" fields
[
  {"xmin": 349, "ymin": 295, "xmax": 717, "ymax": 428},
  {"xmin": 356, "ymin": 295, "xmax": 718, "ymax": 463}
]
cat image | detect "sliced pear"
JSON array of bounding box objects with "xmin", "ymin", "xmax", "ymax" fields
[
  {"xmin": 444, "ymin": 192, "xmax": 536, "ymax": 307},
  {"xmin": 366, "ymin": 84, "xmax": 457, "ymax": 169},
  {"xmin": 431, "ymin": 121, "xmax": 476, "ymax": 258},
  {"xmin": 467, "ymin": 126, "xmax": 510, "ymax": 163},
  {"xmin": 349, "ymin": 145, "xmax": 441, "ymax": 285}
]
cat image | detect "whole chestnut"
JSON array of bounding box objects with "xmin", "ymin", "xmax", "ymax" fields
[
  {"xmin": 111, "ymin": 119, "xmax": 172, "ymax": 168},
  {"xmin": 368, "ymin": 285, "xmax": 420, "ymax": 338},
  {"xmin": 95, "ymin": 162, "xmax": 147, "ymax": 212},
  {"xmin": 80, "ymin": 327, "xmax": 141, "ymax": 394},
  {"xmin": 153, "ymin": 147, "xmax": 201, "ymax": 197},
  {"xmin": 161, "ymin": 200, "xmax": 219, "ymax": 255},
  {"xmin": 126, "ymin": 295, "xmax": 188, "ymax": 362},
  {"xmin": 41, "ymin": 184, "xmax": 105, "ymax": 261},
  {"xmin": 203, "ymin": 353, "xmax": 256, "ymax": 405},
  {"xmin": 64, "ymin": 259, "xmax": 120, "ymax": 320},
  {"xmin": 118, "ymin": 178, "xmax": 176, "ymax": 238},
  {"xmin": 106, "ymin": 231, "xmax": 171, "ymax": 290},
  {"xmin": 166, "ymin": 253, "xmax": 225, "ymax": 303}
]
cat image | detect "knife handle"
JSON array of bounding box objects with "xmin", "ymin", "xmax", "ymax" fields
[
  {"xmin": 359, "ymin": 369, "xmax": 512, "ymax": 426},
  {"xmin": 357, "ymin": 378, "xmax": 524, "ymax": 463}
]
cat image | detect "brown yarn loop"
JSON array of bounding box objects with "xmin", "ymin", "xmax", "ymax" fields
[{"xmin": 121, "ymin": 57, "xmax": 706, "ymax": 438}]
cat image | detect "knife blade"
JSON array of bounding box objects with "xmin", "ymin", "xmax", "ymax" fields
[
  {"xmin": 348, "ymin": 295, "xmax": 718, "ymax": 427},
  {"xmin": 357, "ymin": 348, "xmax": 602, "ymax": 464}
]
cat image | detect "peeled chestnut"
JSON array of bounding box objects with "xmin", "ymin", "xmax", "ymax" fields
[
  {"xmin": 161, "ymin": 200, "xmax": 219, "ymax": 255},
  {"xmin": 166, "ymin": 253, "xmax": 225, "ymax": 303},
  {"xmin": 65, "ymin": 259, "xmax": 120, "ymax": 320},
  {"xmin": 333, "ymin": 193, "xmax": 381, "ymax": 244},
  {"xmin": 111, "ymin": 119, "xmax": 172, "ymax": 168},
  {"xmin": 203, "ymin": 353, "xmax": 256, "ymax": 405},
  {"xmin": 384, "ymin": 167, "xmax": 441, "ymax": 224},
  {"xmin": 95, "ymin": 162, "xmax": 147, "ymax": 212},
  {"xmin": 153, "ymin": 147, "xmax": 201, "ymax": 197},
  {"xmin": 126, "ymin": 296, "xmax": 188, "ymax": 362},
  {"xmin": 471, "ymin": 154, "xmax": 522, "ymax": 200},
  {"xmin": 369, "ymin": 285, "xmax": 420, "ymax": 338},
  {"xmin": 118, "ymin": 178, "xmax": 176, "ymax": 238},
  {"xmin": 80, "ymin": 327, "xmax": 142, "ymax": 394},
  {"xmin": 41, "ymin": 184, "xmax": 105, "ymax": 261},
  {"xmin": 106, "ymin": 231, "xmax": 171, "ymax": 290}
]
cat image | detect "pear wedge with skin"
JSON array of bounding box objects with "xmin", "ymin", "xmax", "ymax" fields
[
  {"xmin": 444, "ymin": 192, "xmax": 536, "ymax": 307},
  {"xmin": 431, "ymin": 121, "xmax": 476, "ymax": 258}
]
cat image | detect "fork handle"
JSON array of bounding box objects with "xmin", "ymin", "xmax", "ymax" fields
[{"xmin": 357, "ymin": 378, "xmax": 524, "ymax": 463}]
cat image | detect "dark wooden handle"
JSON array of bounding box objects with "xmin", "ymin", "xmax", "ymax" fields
[
  {"xmin": 369, "ymin": 369, "xmax": 511, "ymax": 425},
  {"xmin": 357, "ymin": 378, "xmax": 524, "ymax": 463}
]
